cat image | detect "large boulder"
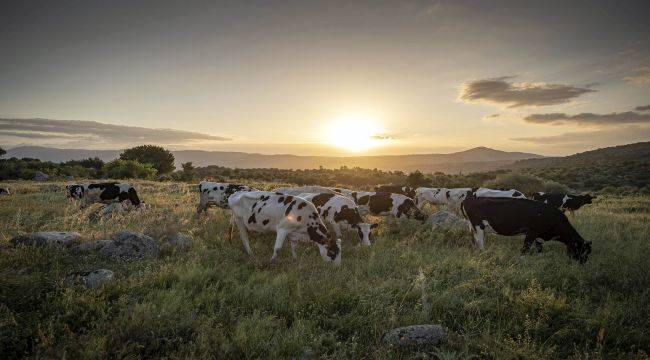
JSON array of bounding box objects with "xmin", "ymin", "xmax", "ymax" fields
[
  {"xmin": 382, "ymin": 324, "xmax": 445, "ymax": 348},
  {"xmin": 429, "ymin": 210, "xmax": 470, "ymax": 229},
  {"xmin": 11, "ymin": 231, "xmax": 82, "ymax": 248},
  {"xmin": 65, "ymin": 269, "xmax": 115, "ymax": 288},
  {"xmin": 95, "ymin": 231, "xmax": 159, "ymax": 260},
  {"xmin": 34, "ymin": 171, "xmax": 50, "ymax": 181}
]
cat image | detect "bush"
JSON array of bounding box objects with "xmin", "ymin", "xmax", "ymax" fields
[
  {"xmin": 102, "ymin": 159, "xmax": 157, "ymax": 179},
  {"xmin": 483, "ymin": 172, "xmax": 569, "ymax": 195},
  {"xmin": 120, "ymin": 145, "xmax": 175, "ymax": 174}
]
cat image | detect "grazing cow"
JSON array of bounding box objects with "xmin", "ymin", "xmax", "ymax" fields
[
  {"xmin": 351, "ymin": 191, "xmax": 428, "ymax": 222},
  {"xmin": 228, "ymin": 191, "xmax": 341, "ymax": 264},
  {"xmin": 298, "ymin": 192, "xmax": 378, "ymax": 245},
  {"xmin": 66, "ymin": 184, "xmax": 85, "ymax": 201},
  {"xmin": 415, "ymin": 187, "xmax": 525, "ymax": 208},
  {"xmin": 80, "ymin": 182, "xmax": 143, "ymax": 207},
  {"xmin": 273, "ymin": 186, "xmax": 337, "ymax": 196},
  {"xmin": 375, "ymin": 185, "xmax": 416, "ymax": 199},
  {"xmin": 0, "ymin": 187, "xmax": 10, "ymax": 195},
  {"xmin": 531, "ymin": 192, "xmax": 595, "ymax": 213},
  {"xmin": 197, "ymin": 181, "xmax": 255, "ymax": 213},
  {"xmin": 461, "ymin": 197, "xmax": 591, "ymax": 263},
  {"xmin": 329, "ymin": 187, "xmax": 355, "ymax": 199}
]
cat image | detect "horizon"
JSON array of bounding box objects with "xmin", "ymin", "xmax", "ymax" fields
[{"xmin": 1, "ymin": 1, "xmax": 649, "ymax": 157}]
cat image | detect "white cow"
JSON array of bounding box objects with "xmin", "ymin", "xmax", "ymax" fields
[
  {"xmin": 273, "ymin": 186, "xmax": 338, "ymax": 196},
  {"xmin": 228, "ymin": 191, "xmax": 342, "ymax": 265},
  {"xmin": 416, "ymin": 187, "xmax": 525, "ymax": 209},
  {"xmin": 297, "ymin": 192, "xmax": 377, "ymax": 246},
  {"xmin": 197, "ymin": 181, "xmax": 256, "ymax": 212},
  {"xmin": 0, "ymin": 187, "xmax": 10, "ymax": 195},
  {"xmin": 351, "ymin": 191, "xmax": 429, "ymax": 221}
]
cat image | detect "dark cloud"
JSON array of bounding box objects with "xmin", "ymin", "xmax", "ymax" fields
[
  {"xmin": 485, "ymin": 114, "xmax": 500, "ymax": 118},
  {"xmin": 511, "ymin": 126, "xmax": 650, "ymax": 145},
  {"xmin": 460, "ymin": 76, "xmax": 595, "ymax": 107},
  {"xmin": 523, "ymin": 111, "xmax": 650, "ymax": 126},
  {"xmin": 624, "ymin": 66, "xmax": 650, "ymax": 86},
  {"xmin": 0, "ymin": 118, "xmax": 230, "ymax": 144},
  {"xmin": 635, "ymin": 105, "xmax": 650, "ymax": 111}
]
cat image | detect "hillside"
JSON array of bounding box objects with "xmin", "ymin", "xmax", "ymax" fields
[
  {"xmin": 5, "ymin": 146, "xmax": 542, "ymax": 174},
  {"xmin": 510, "ymin": 142, "xmax": 650, "ymax": 191}
]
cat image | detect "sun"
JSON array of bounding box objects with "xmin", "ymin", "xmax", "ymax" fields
[{"xmin": 325, "ymin": 114, "xmax": 385, "ymax": 152}]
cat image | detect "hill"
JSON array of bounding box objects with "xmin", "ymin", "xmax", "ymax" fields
[
  {"xmin": 5, "ymin": 146, "xmax": 542, "ymax": 174},
  {"xmin": 510, "ymin": 142, "xmax": 650, "ymax": 191}
]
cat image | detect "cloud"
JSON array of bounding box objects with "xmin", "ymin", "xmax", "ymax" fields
[
  {"xmin": 370, "ymin": 133, "xmax": 396, "ymax": 140},
  {"xmin": 635, "ymin": 105, "xmax": 650, "ymax": 111},
  {"xmin": 523, "ymin": 111, "xmax": 650, "ymax": 126},
  {"xmin": 511, "ymin": 126, "xmax": 650, "ymax": 145},
  {"xmin": 485, "ymin": 114, "xmax": 500, "ymax": 119},
  {"xmin": 624, "ymin": 66, "xmax": 650, "ymax": 86},
  {"xmin": 0, "ymin": 118, "xmax": 230, "ymax": 146},
  {"xmin": 459, "ymin": 76, "xmax": 595, "ymax": 108}
]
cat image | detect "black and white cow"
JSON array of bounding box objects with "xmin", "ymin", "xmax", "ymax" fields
[
  {"xmin": 273, "ymin": 186, "xmax": 338, "ymax": 196},
  {"xmin": 329, "ymin": 187, "xmax": 355, "ymax": 199},
  {"xmin": 0, "ymin": 187, "xmax": 10, "ymax": 195},
  {"xmin": 297, "ymin": 192, "xmax": 377, "ymax": 246},
  {"xmin": 415, "ymin": 187, "xmax": 525, "ymax": 208},
  {"xmin": 374, "ymin": 185, "xmax": 416, "ymax": 199},
  {"xmin": 197, "ymin": 181, "xmax": 256, "ymax": 213},
  {"xmin": 461, "ymin": 196, "xmax": 591, "ymax": 263},
  {"xmin": 531, "ymin": 192, "xmax": 595, "ymax": 214},
  {"xmin": 79, "ymin": 182, "xmax": 143, "ymax": 207},
  {"xmin": 351, "ymin": 191, "xmax": 428, "ymax": 222},
  {"xmin": 228, "ymin": 191, "xmax": 342, "ymax": 264},
  {"xmin": 66, "ymin": 184, "xmax": 85, "ymax": 201}
]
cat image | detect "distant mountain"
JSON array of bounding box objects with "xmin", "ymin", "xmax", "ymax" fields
[
  {"xmin": 5, "ymin": 145, "xmax": 543, "ymax": 174},
  {"xmin": 508, "ymin": 142, "xmax": 650, "ymax": 190}
]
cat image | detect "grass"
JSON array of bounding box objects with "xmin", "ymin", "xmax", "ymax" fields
[{"xmin": 1, "ymin": 180, "xmax": 649, "ymax": 359}]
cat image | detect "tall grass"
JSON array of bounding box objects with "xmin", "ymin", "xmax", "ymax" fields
[{"xmin": 1, "ymin": 181, "xmax": 648, "ymax": 358}]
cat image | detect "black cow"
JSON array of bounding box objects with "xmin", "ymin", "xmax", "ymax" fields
[
  {"xmin": 461, "ymin": 197, "xmax": 591, "ymax": 263},
  {"xmin": 531, "ymin": 192, "xmax": 595, "ymax": 213},
  {"xmin": 352, "ymin": 191, "xmax": 428, "ymax": 222},
  {"xmin": 79, "ymin": 182, "xmax": 143, "ymax": 207},
  {"xmin": 0, "ymin": 187, "xmax": 10, "ymax": 195},
  {"xmin": 374, "ymin": 185, "xmax": 416, "ymax": 199}
]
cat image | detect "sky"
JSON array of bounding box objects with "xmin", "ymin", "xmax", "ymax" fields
[{"xmin": 1, "ymin": 0, "xmax": 649, "ymax": 156}]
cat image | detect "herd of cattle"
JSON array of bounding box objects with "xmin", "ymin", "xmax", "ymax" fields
[{"xmin": 0, "ymin": 182, "xmax": 595, "ymax": 264}]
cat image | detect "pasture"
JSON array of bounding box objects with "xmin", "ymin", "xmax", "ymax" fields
[{"xmin": 1, "ymin": 180, "xmax": 649, "ymax": 359}]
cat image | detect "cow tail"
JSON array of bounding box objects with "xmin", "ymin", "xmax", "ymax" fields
[{"xmin": 460, "ymin": 200, "xmax": 468, "ymax": 220}]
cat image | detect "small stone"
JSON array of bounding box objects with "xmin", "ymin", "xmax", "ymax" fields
[
  {"xmin": 168, "ymin": 233, "xmax": 191, "ymax": 250},
  {"xmin": 65, "ymin": 269, "xmax": 115, "ymax": 288},
  {"xmin": 96, "ymin": 231, "xmax": 159, "ymax": 260},
  {"xmin": 11, "ymin": 232, "xmax": 82, "ymax": 248},
  {"xmin": 383, "ymin": 324, "xmax": 445, "ymax": 347},
  {"xmin": 34, "ymin": 171, "xmax": 50, "ymax": 181}
]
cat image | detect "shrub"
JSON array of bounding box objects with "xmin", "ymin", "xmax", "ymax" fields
[
  {"xmin": 483, "ymin": 172, "xmax": 569, "ymax": 195},
  {"xmin": 102, "ymin": 159, "xmax": 157, "ymax": 179},
  {"xmin": 120, "ymin": 145, "xmax": 175, "ymax": 174}
]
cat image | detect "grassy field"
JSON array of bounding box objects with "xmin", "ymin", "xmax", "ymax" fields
[{"xmin": 1, "ymin": 180, "xmax": 649, "ymax": 359}]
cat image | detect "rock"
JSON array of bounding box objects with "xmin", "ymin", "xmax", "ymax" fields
[
  {"xmin": 96, "ymin": 231, "xmax": 159, "ymax": 260},
  {"xmin": 74, "ymin": 239, "xmax": 113, "ymax": 252},
  {"xmin": 65, "ymin": 269, "xmax": 115, "ymax": 288},
  {"xmin": 99, "ymin": 202, "xmax": 124, "ymax": 217},
  {"xmin": 66, "ymin": 175, "xmax": 74, "ymax": 180},
  {"xmin": 429, "ymin": 210, "xmax": 470, "ymax": 229},
  {"xmin": 168, "ymin": 233, "xmax": 191, "ymax": 250},
  {"xmin": 11, "ymin": 231, "xmax": 82, "ymax": 248},
  {"xmin": 383, "ymin": 324, "xmax": 445, "ymax": 347},
  {"xmin": 34, "ymin": 171, "xmax": 50, "ymax": 181}
]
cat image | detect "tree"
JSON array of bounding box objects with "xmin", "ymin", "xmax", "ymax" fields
[
  {"xmin": 120, "ymin": 145, "xmax": 175, "ymax": 174},
  {"xmin": 102, "ymin": 159, "xmax": 157, "ymax": 179},
  {"xmin": 406, "ymin": 170, "xmax": 430, "ymax": 187},
  {"xmin": 180, "ymin": 162, "xmax": 195, "ymax": 181},
  {"xmin": 0, "ymin": 146, "xmax": 6, "ymax": 158}
]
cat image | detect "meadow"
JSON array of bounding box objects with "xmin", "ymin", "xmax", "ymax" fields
[{"xmin": 1, "ymin": 180, "xmax": 649, "ymax": 359}]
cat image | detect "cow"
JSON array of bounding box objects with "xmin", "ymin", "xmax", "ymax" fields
[
  {"xmin": 297, "ymin": 192, "xmax": 378, "ymax": 245},
  {"xmin": 66, "ymin": 184, "xmax": 85, "ymax": 201},
  {"xmin": 329, "ymin": 187, "xmax": 355, "ymax": 199},
  {"xmin": 0, "ymin": 187, "xmax": 10, "ymax": 195},
  {"xmin": 461, "ymin": 196, "xmax": 591, "ymax": 263},
  {"xmin": 228, "ymin": 191, "xmax": 342, "ymax": 265},
  {"xmin": 351, "ymin": 191, "xmax": 428, "ymax": 222},
  {"xmin": 78, "ymin": 182, "xmax": 143, "ymax": 208},
  {"xmin": 375, "ymin": 185, "xmax": 416, "ymax": 199},
  {"xmin": 197, "ymin": 181, "xmax": 256, "ymax": 213},
  {"xmin": 531, "ymin": 192, "xmax": 595, "ymax": 214},
  {"xmin": 415, "ymin": 187, "xmax": 525, "ymax": 209},
  {"xmin": 273, "ymin": 186, "xmax": 338, "ymax": 196}
]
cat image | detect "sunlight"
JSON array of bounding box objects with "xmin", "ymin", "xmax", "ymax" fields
[{"xmin": 325, "ymin": 114, "xmax": 386, "ymax": 152}]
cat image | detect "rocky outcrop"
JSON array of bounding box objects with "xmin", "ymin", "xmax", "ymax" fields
[{"xmin": 11, "ymin": 232, "xmax": 82, "ymax": 248}]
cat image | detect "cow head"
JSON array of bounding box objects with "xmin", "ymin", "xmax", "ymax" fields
[
  {"xmin": 355, "ymin": 222, "xmax": 378, "ymax": 246},
  {"xmin": 308, "ymin": 218, "xmax": 342, "ymax": 265},
  {"xmin": 566, "ymin": 235, "xmax": 592, "ymax": 263},
  {"xmin": 582, "ymin": 194, "xmax": 595, "ymax": 204}
]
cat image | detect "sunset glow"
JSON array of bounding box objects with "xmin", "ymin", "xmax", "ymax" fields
[{"xmin": 325, "ymin": 115, "xmax": 387, "ymax": 152}]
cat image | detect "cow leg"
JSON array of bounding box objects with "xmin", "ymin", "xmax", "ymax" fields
[
  {"xmin": 473, "ymin": 225, "xmax": 485, "ymax": 249},
  {"xmin": 521, "ymin": 233, "xmax": 537, "ymax": 255},
  {"xmin": 270, "ymin": 229, "xmax": 289, "ymax": 262},
  {"xmin": 233, "ymin": 216, "xmax": 254, "ymax": 256},
  {"xmin": 290, "ymin": 240, "xmax": 298, "ymax": 260},
  {"xmin": 332, "ymin": 222, "xmax": 343, "ymax": 240},
  {"xmin": 534, "ymin": 239, "xmax": 544, "ymax": 253},
  {"xmin": 228, "ymin": 214, "xmax": 235, "ymax": 242}
]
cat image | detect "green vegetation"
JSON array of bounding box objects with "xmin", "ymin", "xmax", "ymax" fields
[
  {"xmin": 120, "ymin": 145, "xmax": 175, "ymax": 174},
  {"xmin": 101, "ymin": 159, "xmax": 158, "ymax": 179},
  {"xmin": 1, "ymin": 181, "xmax": 648, "ymax": 358}
]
